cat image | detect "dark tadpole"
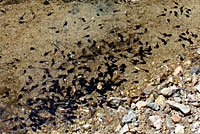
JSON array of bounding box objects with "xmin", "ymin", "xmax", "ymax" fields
[
  {"xmin": 157, "ymin": 13, "xmax": 166, "ymax": 17},
  {"xmin": 158, "ymin": 37, "xmax": 167, "ymax": 45},
  {"xmin": 51, "ymin": 58, "xmax": 55, "ymax": 67},
  {"xmin": 161, "ymin": 33, "xmax": 172, "ymax": 37},
  {"xmin": 43, "ymin": 51, "xmax": 51, "ymax": 56},
  {"xmin": 180, "ymin": 6, "xmax": 184, "ymax": 15}
]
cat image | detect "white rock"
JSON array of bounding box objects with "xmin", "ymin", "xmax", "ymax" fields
[
  {"xmin": 197, "ymin": 48, "xmax": 200, "ymax": 54},
  {"xmin": 83, "ymin": 124, "xmax": 90, "ymax": 129},
  {"xmin": 161, "ymin": 87, "xmax": 173, "ymax": 96},
  {"xmin": 192, "ymin": 122, "xmax": 200, "ymax": 130},
  {"xmin": 196, "ymin": 84, "xmax": 200, "ymax": 93},
  {"xmin": 149, "ymin": 115, "xmax": 163, "ymax": 129},
  {"xmin": 155, "ymin": 95, "xmax": 166, "ymax": 106},
  {"xmin": 167, "ymin": 100, "xmax": 191, "ymax": 115},
  {"xmin": 120, "ymin": 124, "xmax": 129, "ymax": 134},
  {"xmin": 175, "ymin": 124, "xmax": 184, "ymax": 134}
]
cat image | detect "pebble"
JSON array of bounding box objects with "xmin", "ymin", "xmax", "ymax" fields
[
  {"xmin": 136, "ymin": 101, "xmax": 147, "ymax": 109},
  {"xmin": 184, "ymin": 60, "xmax": 192, "ymax": 66},
  {"xmin": 190, "ymin": 66, "xmax": 200, "ymax": 75},
  {"xmin": 143, "ymin": 85, "xmax": 154, "ymax": 95},
  {"xmin": 175, "ymin": 124, "xmax": 184, "ymax": 134},
  {"xmin": 196, "ymin": 84, "xmax": 200, "ymax": 93},
  {"xmin": 83, "ymin": 124, "xmax": 90, "ymax": 129},
  {"xmin": 149, "ymin": 115, "xmax": 163, "ymax": 129},
  {"xmin": 192, "ymin": 73, "xmax": 198, "ymax": 86},
  {"xmin": 173, "ymin": 66, "xmax": 184, "ymax": 76},
  {"xmin": 166, "ymin": 115, "xmax": 174, "ymax": 129},
  {"xmin": 122, "ymin": 112, "xmax": 137, "ymax": 123},
  {"xmin": 108, "ymin": 97, "xmax": 121, "ymax": 108},
  {"xmin": 160, "ymin": 87, "xmax": 173, "ymax": 96},
  {"xmin": 167, "ymin": 100, "xmax": 191, "ymax": 115},
  {"xmin": 187, "ymin": 94, "xmax": 196, "ymax": 102},
  {"xmin": 97, "ymin": 82, "xmax": 103, "ymax": 90},
  {"xmin": 188, "ymin": 118, "xmax": 193, "ymax": 123},
  {"xmin": 192, "ymin": 122, "xmax": 200, "ymax": 131},
  {"xmin": 197, "ymin": 48, "xmax": 200, "ymax": 54},
  {"xmin": 155, "ymin": 95, "xmax": 166, "ymax": 106},
  {"xmin": 147, "ymin": 102, "xmax": 160, "ymax": 111},
  {"xmin": 131, "ymin": 103, "xmax": 136, "ymax": 110},
  {"xmin": 171, "ymin": 114, "xmax": 181, "ymax": 123},
  {"xmin": 120, "ymin": 124, "xmax": 129, "ymax": 134},
  {"xmin": 127, "ymin": 97, "xmax": 132, "ymax": 107}
]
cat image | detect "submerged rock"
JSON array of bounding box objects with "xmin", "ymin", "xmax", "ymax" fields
[
  {"xmin": 167, "ymin": 100, "xmax": 190, "ymax": 115},
  {"xmin": 122, "ymin": 111, "xmax": 137, "ymax": 123},
  {"xmin": 149, "ymin": 115, "xmax": 163, "ymax": 129}
]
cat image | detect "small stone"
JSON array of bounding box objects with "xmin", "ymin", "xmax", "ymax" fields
[
  {"xmin": 117, "ymin": 106, "xmax": 129, "ymax": 120},
  {"xmin": 197, "ymin": 48, "xmax": 200, "ymax": 54},
  {"xmin": 175, "ymin": 124, "xmax": 184, "ymax": 134},
  {"xmin": 190, "ymin": 66, "xmax": 200, "ymax": 75},
  {"xmin": 79, "ymin": 121, "xmax": 85, "ymax": 125},
  {"xmin": 149, "ymin": 115, "xmax": 163, "ymax": 129},
  {"xmin": 127, "ymin": 97, "xmax": 132, "ymax": 107},
  {"xmin": 161, "ymin": 87, "xmax": 173, "ymax": 96},
  {"xmin": 147, "ymin": 102, "xmax": 160, "ymax": 111},
  {"xmin": 187, "ymin": 94, "xmax": 196, "ymax": 102},
  {"xmin": 129, "ymin": 128, "xmax": 137, "ymax": 133},
  {"xmin": 108, "ymin": 97, "xmax": 121, "ymax": 108},
  {"xmin": 196, "ymin": 84, "xmax": 200, "ymax": 93},
  {"xmin": 120, "ymin": 124, "xmax": 129, "ymax": 134},
  {"xmin": 51, "ymin": 131, "xmax": 60, "ymax": 134},
  {"xmin": 136, "ymin": 101, "xmax": 147, "ymax": 109},
  {"xmin": 171, "ymin": 114, "xmax": 181, "ymax": 123},
  {"xmin": 122, "ymin": 112, "xmax": 137, "ymax": 123},
  {"xmin": 143, "ymin": 85, "xmax": 154, "ymax": 95},
  {"xmin": 167, "ymin": 76, "xmax": 174, "ymax": 83},
  {"xmin": 167, "ymin": 100, "xmax": 191, "ymax": 115},
  {"xmin": 188, "ymin": 118, "xmax": 193, "ymax": 123},
  {"xmin": 173, "ymin": 66, "xmax": 184, "ymax": 76},
  {"xmin": 166, "ymin": 115, "xmax": 174, "ymax": 129},
  {"xmin": 97, "ymin": 82, "xmax": 103, "ymax": 90},
  {"xmin": 192, "ymin": 73, "xmax": 198, "ymax": 86},
  {"xmin": 192, "ymin": 122, "xmax": 200, "ymax": 130},
  {"xmin": 83, "ymin": 124, "xmax": 90, "ymax": 129},
  {"xmin": 155, "ymin": 95, "xmax": 166, "ymax": 106},
  {"xmin": 133, "ymin": 122, "xmax": 139, "ymax": 127},
  {"xmin": 131, "ymin": 103, "xmax": 136, "ymax": 110},
  {"xmin": 184, "ymin": 60, "xmax": 192, "ymax": 66}
]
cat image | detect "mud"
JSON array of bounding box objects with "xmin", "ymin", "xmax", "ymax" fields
[{"xmin": 0, "ymin": 0, "xmax": 200, "ymax": 133}]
